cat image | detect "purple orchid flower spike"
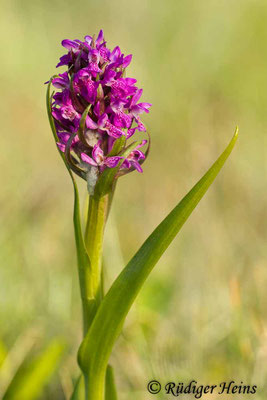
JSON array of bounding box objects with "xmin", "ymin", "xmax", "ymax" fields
[{"xmin": 47, "ymin": 30, "xmax": 151, "ymax": 195}]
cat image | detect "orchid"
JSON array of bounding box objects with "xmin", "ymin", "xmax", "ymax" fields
[
  {"xmin": 46, "ymin": 30, "xmax": 238, "ymax": 400},
  {"xmin": 48, "ymin": 29, "xmax": 151, "ymax": 194}
]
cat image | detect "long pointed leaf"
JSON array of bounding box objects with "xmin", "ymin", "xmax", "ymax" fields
[
  {"xmin": 70, "ymin": 375, "xmax": 85, "ymax": 400},
  {"xmin": 105, "ymin": 365, "xmax": 118, "ymax": 400},
  {"xmin": 3, "ymin": 340, "xmax": 65, "ymax": 400},
  {"xmin": 78, "ymin": 129, "xmax": 239, "ymax": 385},
  {"xmin": 46, "ymin": 80, "xmax": 94, "ymax": 333}
]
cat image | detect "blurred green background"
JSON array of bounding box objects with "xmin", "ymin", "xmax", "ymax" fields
[{"xmin": 0, "ymin": 0, "xmax": 267, "ymax": 398}]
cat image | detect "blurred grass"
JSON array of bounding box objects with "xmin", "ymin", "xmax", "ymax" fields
[{"xmin": 0, "ymin": 0, "xmax": 267, "ymax": 398}]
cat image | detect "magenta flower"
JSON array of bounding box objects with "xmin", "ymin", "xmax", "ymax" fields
[
  {"xmin": 47, "ymin": 30, "xmax": 151, "ymax": 191},
  {"xmin": 81, "ymin": 141, "xmax": 123, "ymax": 172},
  {"xmin": 121, "ymin": 140, "xmax": 147, "ymax": 173}
]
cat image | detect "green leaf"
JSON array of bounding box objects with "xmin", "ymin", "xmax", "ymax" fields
[
  {"xmin": 107, "ymin": 136, "xmax": 126, "ymax": 157},
  {"xmin": 73, "ymin": 177, "xmax": 96, "ymax": 335},
  {"xmin": 105, "ymin": 365, "xmax": 118, "ymax": 400},
  {"xmin": 46, "ymin": 77, "xmax": 67, "ymax": 167},
  {"xmin": 46, "ymin": 80, "xmax": 94, "ymax": 334},
  {"xmin": 70, "ymin": 375, "xmax": 85, "ymax": 400},
  {"xmin": 46, "ymin": 77, "xmax": 58, "ymax": 140},
  {"xmin": 46, "ymin": 78, "xmax": 85, "ymax": 180},
  {"xmin": 2, "ymin": 339, "xmax": 65, "ymax": 400},
  {"xmin": 77, "ymin": 104, "xmax": 92, "ymax": 146},
  {"xmin": 78, "ymin": 129, "xmax": 239, "ymax": 395}
]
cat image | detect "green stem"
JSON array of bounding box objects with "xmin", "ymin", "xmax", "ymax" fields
[
  {"xmin": 84, "ymin": 364, "xmax": 117, "ymax": 400},
  {"xmin": 84, "ymin": 195, "xmax": 109, "ymax": 317},
  {"xmin": 82, "ymin": 193, "xmax": 116, "ymax": 399},
  {"xmin": 85, "ymin": 371, "xmax": 106, "ymax": 400}
]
